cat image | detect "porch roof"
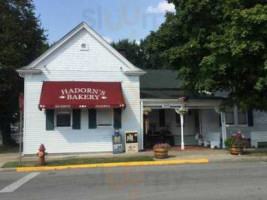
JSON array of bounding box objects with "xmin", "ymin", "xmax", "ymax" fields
[{"xmin": 140, "ymin": 70, "xmax": 227, "ymax": 100}]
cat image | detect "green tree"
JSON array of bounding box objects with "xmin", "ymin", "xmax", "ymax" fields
[
  {"xmin": 111, "ymin": 39, "xmax": 147, "ymax": 69},
  {"xmin": 0, "ymin": 0, "xmax": 48, "ymax": 144},
  {"xmin": 0, "ymin": 65, "xmax": 21, "ymax": 144},
  {"xmin": 111, "ymin": 39, "xmax": 165, "ymax": 69},
  {"xmin": 145, "ymin": 0, "xmax": 267, "ymax": 110}
]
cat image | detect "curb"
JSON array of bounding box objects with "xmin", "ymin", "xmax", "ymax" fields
[
  {"xmin": 0, "ymin": 168, "xmax": 16, "ymax": 172},
  {"xmin": 15, "ymin": 158, "xmax": 209, "ymax": 172}
]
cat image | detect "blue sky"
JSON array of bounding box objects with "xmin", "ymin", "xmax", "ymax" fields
[{"xmin": 33, "ymin": 0, "xmax": 175, "ymax": 44}]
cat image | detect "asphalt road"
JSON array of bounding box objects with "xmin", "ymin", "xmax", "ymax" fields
[{"xmin": 0, "ymin": 162, "xmax": 267, "ymax": 200}]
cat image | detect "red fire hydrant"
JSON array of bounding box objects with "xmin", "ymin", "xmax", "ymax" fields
[{"xmin": 37, "ymin": 144, "xmax": 48, "ymax": 165}]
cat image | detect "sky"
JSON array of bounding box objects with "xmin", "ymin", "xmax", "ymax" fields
[{"xmin": 33, "ymin": 0, "xmax": 175, "ymax": 44}]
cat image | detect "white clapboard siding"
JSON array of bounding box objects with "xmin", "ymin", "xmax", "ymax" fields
[
  {"xmin": 200, "ymin": 109, "xmax": 267, "ymax": 140},
  {"xmin": 23, "ymin": 27, "xmax": 141, "ymax": 154},
  {"xmin": 251, "ymin": 132, "xmax": 267, "ymax": 148}
]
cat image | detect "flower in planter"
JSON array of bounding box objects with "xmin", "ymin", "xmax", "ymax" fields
[
  {"xmin": 224, "ymin": 130, "xmax": 248, "ymax": 148},
  {"xmin": 153, "ymin": 143, "xmax": 171, "ymax": 149},
  {"xmin": 153, "ymin": 143, "xmax": 170, "ymax": 159}
]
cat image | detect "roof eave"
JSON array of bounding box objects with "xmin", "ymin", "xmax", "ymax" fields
[
  {"xmin": 123, "ymin": 70, "xmax": 146, "ymax": 76},
  {"xmin": 17, "ymin": 69, "xmax": 42, "ymax": 76}
]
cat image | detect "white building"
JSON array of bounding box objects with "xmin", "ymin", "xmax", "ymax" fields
[
  {"xmin": 18, "ymin": 22, "xmax": 267, "ymax": 154},
  {"xmin": 17, "ymin": 22, "xmax": 145, "ymax": 154}
]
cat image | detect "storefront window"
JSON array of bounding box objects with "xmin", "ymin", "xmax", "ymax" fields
[
  {"xmin": 56, "ymin": 110, "xmax": 71, "ymax": 127},
  {"xmin": 97, "ymin": 109, "xmax": 113, "ymax": 127}
]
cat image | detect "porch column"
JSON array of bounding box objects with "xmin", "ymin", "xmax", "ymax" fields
[
  {"xmin": 180, "ymin": 114, "xmax": 185, "ymax": 150},
  {"xmin": 220, "ymin": 112, "xmax": 227, "ymax": 148}
]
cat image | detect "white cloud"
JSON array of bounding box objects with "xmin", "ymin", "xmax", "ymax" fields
[
  {"xmin": 146, "ymin": 1, "xmax": 175, "ymax": 14},
  {"xmin": 135, "ymin": 40, "xmax": 141, "ymax": 45},
  {"xmin": 103, "ymin": 36, "xmax": 113, "ymax": 43}
]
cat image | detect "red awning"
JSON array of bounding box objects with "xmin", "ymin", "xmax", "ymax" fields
[{"xmin": 39, "ymin": 82, "xmax": 126, "ymax": 109}]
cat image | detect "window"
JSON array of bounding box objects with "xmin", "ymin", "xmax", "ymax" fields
[
  {"xmin": 238, "ymin": 110, "xmax": 247, "ymax": 124},
  {"xmin": 80, "ymin": 43, "xmax": 89, "ymax": 51},
  {"xmin": 225, "ymin": 110, "xmax": 234, "ymax": 125},
  {"xmin": 225, "ymin": 107, "xmax": 247, "ymax": 125},
  {"xmin": 97, "ymin": 109, "xmax": 113, "ymax": 127},
  {"xmin": 55, "ymin": 110, "xmax": 71, "ymax": 127}
]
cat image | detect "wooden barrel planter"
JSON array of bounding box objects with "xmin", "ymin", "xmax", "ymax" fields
[
  {"xmin": 154, "ymin": 147, "xmax": 168, "ymax": 159},
  {"xmin": 229, "ymin": 146, "xmax": 244, "ymax": 155}
]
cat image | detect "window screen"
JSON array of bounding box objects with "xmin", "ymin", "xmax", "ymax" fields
[
  {"xmin": 225, "ymin": 111, "xmax": 234, "ymax": 125},
  {"xmin": 56, "ymin": 110, "xmax": 71, "ymax": 127},
  {"xmin": 97, "ymin": 109, "xmax": 113, "ymax": 127},
  {"xmin": 238, "ymin": 111, "xmax": 247, "ymax": 124}
]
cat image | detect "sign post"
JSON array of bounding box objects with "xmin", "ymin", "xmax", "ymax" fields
[
  {"xmin": 19, "ymin": 93, "xmax": 24, "ymax": 164},
  {"xmin": 19, "ymin": 111, "xmax": 23, "ymax": 164}
]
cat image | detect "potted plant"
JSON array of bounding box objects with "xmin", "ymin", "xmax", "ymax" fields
[
  {"xmin": 143, "ymin": 108, "xmax": 152, "ymax": 115},
  {"xmin": 224, "ymin": 130, "xmax": 248, "ymax": 155},
  {"xmin": 176, "ymin": 107, "xmax": 188, "ymax": 115},
  {"xmin": 153, "ymin": 143, "xmax": 170, "ymax": 159}
]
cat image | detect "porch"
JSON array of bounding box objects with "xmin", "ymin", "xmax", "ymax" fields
[{"xmin": 141, "ymin": 98, "xmax": 227, "ymax": 150}]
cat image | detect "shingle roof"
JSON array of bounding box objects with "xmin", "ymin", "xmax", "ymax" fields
[
  {"xmin": 140, "ymin": 69, "xmax": 226, "ymax": 100},
  {"xmin": 140, "ymin": 70, "xmax": 181, "ymax": 89}
]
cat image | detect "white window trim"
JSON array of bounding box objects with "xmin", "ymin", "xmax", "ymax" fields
[
  {"xmin": 226, "ymin": 106, "xmax": 248, "ymax": 127},
  {"xmin": 97, "ymin": 109, "xmax": 113, "ymax": 128},
  {"xmin": 54, "ymin": 109, "xmax": 73, "ymax": 129}
]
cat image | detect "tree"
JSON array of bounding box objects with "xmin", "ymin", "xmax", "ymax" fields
[
  {"xmin": 111, "ymin": 39, "xmax": 165, "ymax": 69},
  {"xmin": 144, "ymin": 0, "xmax": 267, "ymax": 110},
  {"xmin": 0, "ymin": 65, "xmax": 21, "ymax": 144},
  {"xmin": 0, "ymin": 0, "xmax": 48, "ymax": 145},
  {"xmin": 111, "ymin": 39, "xmax": 147, "ymax": 69}
]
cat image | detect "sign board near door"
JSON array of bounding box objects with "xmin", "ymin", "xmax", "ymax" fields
[
  {"xmin": 112, "ymin": 133, "xmax": 123, "ymax": 154},
  {"xmin": 125, "ymin": 131, "xmax": 138, "ymax": 153}
]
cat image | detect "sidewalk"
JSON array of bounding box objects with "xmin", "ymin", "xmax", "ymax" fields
[
  {"xmin": 0, "ymin": 152, "xmax": 19, "ymax": 167},
  {"xmin": 1, "ymin": 148, "xmax": 267, "ymax": 170}
]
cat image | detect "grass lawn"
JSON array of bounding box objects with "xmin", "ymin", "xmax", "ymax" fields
[{"xmin": 2, "ymin": 156, "xmax": 154, "ymax": 168}]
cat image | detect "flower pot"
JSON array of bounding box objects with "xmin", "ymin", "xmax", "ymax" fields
[
  {"xmin": 229, "ymin": 146, "xmax": 244, "ymax": 155},
  {"xmin": 154, "ymin": 147, "xmax": 168, "ymax": 159}
]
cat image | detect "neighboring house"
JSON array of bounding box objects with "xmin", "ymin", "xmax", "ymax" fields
[
  {"xmin": 17, "ymin": 22, "xmax": 267, "ymax": 154},
  {"xmin": 140, "ymin": 70, "xmax": 267, "ymax": 149},
  {"xmin": 17, "ymin": 22, "xmax": 145, "ymax": 154}
]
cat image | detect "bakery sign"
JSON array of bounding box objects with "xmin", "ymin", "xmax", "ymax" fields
[
  {"xmin": 59, "ymin": 88, "xmax": 107, "ymax": 101},
  {"xmin": 39, "ymin": 82, "xmax": 126, "ymax": 109}
]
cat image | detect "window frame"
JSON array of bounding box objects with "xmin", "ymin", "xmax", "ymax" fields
[
  {"xmin": 54, "ymin": 109, "xmax": 72, "ymax": 129},
  {"xmin": 225, "ymin": 106, "xmax": 248, "ymax": 127},
  {"xmin": 96, "ymin": 109, "xmax": 113, "ymax": 127}
]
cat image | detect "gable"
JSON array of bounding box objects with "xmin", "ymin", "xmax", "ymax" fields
[
  {"xmin": 36, "ymin": 28, "xmax": 128, "ymax": 72},
  {"xmin": 18, "ymin": 22, "xmax": 145, "ymax": 75}
]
